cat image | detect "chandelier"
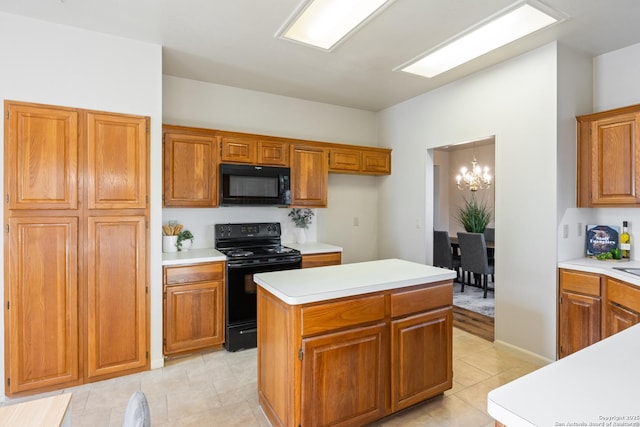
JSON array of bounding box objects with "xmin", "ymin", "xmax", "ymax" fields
[{"xmin": 456, "ymin": 156, "xmax": 492, "ymax": 191}]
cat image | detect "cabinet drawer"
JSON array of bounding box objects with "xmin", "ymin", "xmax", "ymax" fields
[
  {"xmin": 301, "ymin": 252, "xmax": 342, "ymax": 268},
  {"xmin": 607, "ymin": 278, "xmax": 640, "ymax": 313},
  {"xmin": 390, "ymin": 282, "xmax": 452, "ymax": 318},
  {"xmin": 301, "ymin": 294, "xmax": 385, "ymax": 336},
  {"xmin": 164, "ymin": 262, "xmax": 224, "ymax": 285},
  {"xmin": 559, "ymin": 269, "xmax": 601, "ymax": 296}
]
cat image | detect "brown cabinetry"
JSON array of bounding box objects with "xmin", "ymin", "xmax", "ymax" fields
[
  {"xmin": 301, "ymin": 252, "xmax": 342, "ymax": 268},
  {"xmin": 605, "ymin": 277, "xmax": 640, "ymax": 337},
  {"xmin": 577, "ymin": 104, "xmax": 640, "ymax": 207},
  {"xmin": 290, "ymin": 144, "xmax": 328, "ymax": 207},
  {"xmin": 558, "ymin": 269, "xmax": 602, "ymax": 358},
  {"xmin": 257, "ymin": 140, "xmax": 289, "ymax": 166},
  {"xmin": 220, "ymin": 135, "xmax": 257, "ymax": 164},
  {"xmin": 4, "ymin": 101, "xmax": 149, "ymax": 396},
  {"xmin": 257, "ymin": 280, "xmax": 452, "ymax": 427},
  {"xmin": 163, "ymin": 262, "xmax": 225, "ymax": 356},
  {"xmin": 329, "ymin": 147, "xmax": 391, "ymax": 175},
  {"xmin": 163, "ymin": 130, "xmax": 218, "ymax": 207}
]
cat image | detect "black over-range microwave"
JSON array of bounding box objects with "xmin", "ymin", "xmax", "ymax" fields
[{"xmin": 219, "ymin": 163, "xmax": 291, "ymax": 206}]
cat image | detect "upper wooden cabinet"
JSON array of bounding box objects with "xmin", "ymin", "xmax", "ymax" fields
[
  {"xmin": 87, "ymin": 112, "xmax": 148, "ymax": 210},
  {"xmin": 290, "ymin": 144, "xmax": 328, "ymax": 207},
  {"xmin": 257, "ymin": 140, "xmax": 289, "ymax": 166},
  {"xmin": 329, "ymin": 147, "xmax": 391, "ymax": 175},
  {"xmin": 5, "ymin": 102, "xmax": 79, "ymax": 210},
  {"xmin": 220, "ymin": 135, "xmax": 257, "ymax": 164},
  {"xmin": 577, "ymin": 104, "xmax": 640, "ymax": 207},
  {"xmin": 163, "ymin": 130, "xmax": 218, "ymax": 207}
]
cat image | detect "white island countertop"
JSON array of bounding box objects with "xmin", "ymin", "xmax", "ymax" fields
[
  {"xmin": 253, "ymin": 258, "xmax": 455, "ymax": 305},
  {"xmin": 487, "ymin": 323, "xmax": 640, "ymax": 427}
]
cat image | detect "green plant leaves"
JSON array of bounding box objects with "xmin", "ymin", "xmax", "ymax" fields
[{"xmin": 455, "ymin": 194, "xmax": 491, "ymax": 233}]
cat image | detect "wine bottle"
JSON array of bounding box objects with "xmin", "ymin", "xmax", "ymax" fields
[{"xmin": 620, "ymin": 221, "xmax": 631, "ymax": 260}]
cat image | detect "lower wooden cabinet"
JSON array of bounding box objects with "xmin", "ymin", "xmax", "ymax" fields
[
  {"xmin": 558, "ymin": 269, "xmax": 640, "ymax": 358},
  {"xmin": 301, "ymin": 252, "xmax": 342, "ymax": 268},
  {"xmin": 605, "ymin": 277, "xmax": 640, "ymax": 337},
  {"xmin": 258, "ymin": 280, "xmax": 452, "ymax": 427},
  {"xmin": 558, "ymin": 269, "xmax": 602, "ymax": 358},
  {"xmin": 301, "ymin": 323, "xmax": 386, "ymax": 426},
  {"xmin": 163, "ymin": 262, "xmax": 225, "ymax": 356}
]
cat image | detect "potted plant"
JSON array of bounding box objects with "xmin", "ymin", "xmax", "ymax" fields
[
  {"xmin": 455, "ymin": 194, "xmax": 491, "ymax": 233},
  {"xmin": 288, "ymin": 208, "xmax": 314, "ymax": 243},
  {"xmin": 176, "ymin": 229, "xmax": 194, "ymax": 251}
]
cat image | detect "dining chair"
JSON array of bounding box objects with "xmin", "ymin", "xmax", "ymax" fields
[
  {"xmin": 433, "ymin": 230, "xmax": 461, "ymax": 281},
  {"xmin": 457, "ymin": 232, "xmax": 495, "ymax": 298},
  {"xmin": 484, "ymin": 227, "xmax": 495, "ymax": 261}
]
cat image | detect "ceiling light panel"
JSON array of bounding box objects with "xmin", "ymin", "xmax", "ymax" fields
[
  {"xmin": 277, "ymin": 0, "xmax": 393, "ymax": 51},
  {"xmin": 397, "ymin": 0, "xmax": 567, "ymax": 78}
]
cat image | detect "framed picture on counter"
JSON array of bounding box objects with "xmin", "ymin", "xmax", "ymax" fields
[{"xmin": 586, "ymin": 224, "xmax": 619, "ymax": 256}]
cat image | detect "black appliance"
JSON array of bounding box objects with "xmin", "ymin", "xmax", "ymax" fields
[
  {"xmin": 215, "ymin": 222, "xmax": 301, "ymax": 351},
  {"xmin": 219, "ymin": 163, "xmax": 291, "ymax": 206}
]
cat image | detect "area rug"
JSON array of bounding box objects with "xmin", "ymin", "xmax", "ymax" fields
[{"xmin": 453, "ymin": 281, "xmax": 494, "ymax": 318}]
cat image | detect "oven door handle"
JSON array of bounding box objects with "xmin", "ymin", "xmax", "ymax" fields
[{"xmin": 226, "ymin": 257, "xmax": 301, "ymax": 269}]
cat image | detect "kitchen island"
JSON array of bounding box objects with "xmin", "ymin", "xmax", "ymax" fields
[
  {"xmin": 487, "ymin": 322, "xmax": 640, "ymax": 426},
  {"xmin": 253, "ymin": 258, "xmax": 456, "ymax": 427}
]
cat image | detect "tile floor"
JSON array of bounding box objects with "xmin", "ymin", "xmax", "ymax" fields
[{"xmin": 1, "ymin": 328, "xmax": 544, "ymax": 426}]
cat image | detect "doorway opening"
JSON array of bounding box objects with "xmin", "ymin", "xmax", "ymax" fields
[{"xmin": 432, "ymin": 136, "xmax": 495, "ymax": 341}]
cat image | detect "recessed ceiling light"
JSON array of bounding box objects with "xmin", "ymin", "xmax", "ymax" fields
[
  {"xmin": 277, "ymin": 0, "xmax": 394, "ymax": 51},
  {"xmin": 396, "ymin": 0, "xmax": 567, "ymax": 78}
]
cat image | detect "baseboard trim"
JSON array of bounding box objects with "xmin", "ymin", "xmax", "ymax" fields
[{"xmin": 493, "ymin": 339, "xmax": 554, "ymax": 366}]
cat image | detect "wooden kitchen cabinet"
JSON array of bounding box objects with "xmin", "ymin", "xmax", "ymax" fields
[
  {"xmin": 290, "ymin": 144, "xmax": 328, "ymax": 207},
  {"xmin": 257, "ymin": 280, "xmax": 452, "ymax": 427},
  {"xmin": 5, "ymin": 217, "xmax": 80, "ymax": 394},
  {"xmin": 257, "ymin": 140, "xmax": 289, "ymax": 166},
  {"xmin": 328, "ymin": 146, "xmax": 391, "ymax": 175},
  {"xmin": 577, "ymin": 104, "xmax": 640, "ymax": 207},
  {"xmin": 605, "ymin": 277, "xmax": 640, "ymax": 337},
  {"xmin": 558, "ymin": 269, "xmax": 602, "ymax": 359},
  {"xmin": 301, "ymin": 252, "xmax": 342, "ymax": 268},
  {"xmin": 220, "ymin": 135, "xmax": 257, "ymax": 164},
  {"xmin": 4, "ymin": 100, "xmax": 149, "ymax": 395},
  {"xmin": 163, "ymin": 130, "xmax": 218, "ymax": 207},
  {"xmin": 163, "ymin": 262, "xmax": 225, "ymax": 356},
  {"xmin": 390, "ymin": 284, "xmax": 452, "ymax": 411}
]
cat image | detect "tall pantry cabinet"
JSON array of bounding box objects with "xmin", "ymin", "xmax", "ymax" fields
[{"xmin": 3, "ymin": 101, "xmax": 149, "ymax": 395}]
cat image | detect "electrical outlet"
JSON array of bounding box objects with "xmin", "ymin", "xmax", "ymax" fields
[
  {"xmin": 353, "ymin": 217, "xmax": 359, "ymax": 226},
  {"xmin": 563, "ymin": 224, "xmax": 569, "ymax": 238},
  {"xmin": 577, "ymin": 222, "xmax": 583, "ymax": 237}
]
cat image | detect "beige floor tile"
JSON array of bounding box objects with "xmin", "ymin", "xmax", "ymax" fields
[{"xmin": 12, "ymin": 327, "xmax": 541, "ymax": 426}]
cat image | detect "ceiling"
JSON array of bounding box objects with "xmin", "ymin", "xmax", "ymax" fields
[{"xmin": 1, "ymin": 0, "xmax": 640, "ymax": 111}]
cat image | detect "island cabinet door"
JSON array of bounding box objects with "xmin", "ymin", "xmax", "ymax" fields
[
  {"xmin": 300, "ymin": 323, "xmax": 386, "ymax": 427},
  {"xmin": 390, "ymin": 307, "xmax": 452, "ymax": 412}
]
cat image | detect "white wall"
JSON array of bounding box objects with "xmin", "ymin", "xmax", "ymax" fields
[
  {"xmin": 378, "ymin": 43, "xmax": 562, "ymax": 361},
  {"xmin": 0, "ymin": 12, "xmax": 164, "ymax": 390},
  {"xmin": 162, "ymin": 76, "xmax": 383, "ymax": 263}
]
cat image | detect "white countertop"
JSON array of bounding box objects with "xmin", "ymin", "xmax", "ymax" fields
[
  {"xmin": 253, "ymin": 258, "xmax": 456, "ymax": 305},
  {"xmin": 162, "ymin": 248, "xmax": 226, "ymax": 266},
  {"xmin": 283, "ymin": 241, "xmax": 343, "ymax": 255},
  {"xmin": 487, "ymin": 323, "xmax": 640, "ymax": 426},
  {"xmin": 558, "ymin": 257, "xmax": 640, "ymax": 288}
]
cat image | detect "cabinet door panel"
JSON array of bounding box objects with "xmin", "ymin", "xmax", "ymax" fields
[
  {"xmin": 220, "ymin": 136, "xmax": 256, "ymax": 163},
  {"xmin": 257, "ymin": 140, "xmax": 289, "ymax": 166},
  {"xmin": 164, "ymin": 281, "xmax": 224, "ymax": 354},
  {"xmin": 87, "ymin": 216, "xmax": 147, "ymax": 379},
  {"xmin": 6, "ymin": 217, "xmax": 79, "ymax": 393},
  {"xmin": 163, "ymin": 133, "xmax": 217, "ymax": 207},
  {"xmin": 301, "ymin": 252, "xmax": 342, "ymax": 269},
  {"xmin": 87, "ymin": 112, "xmax": 148, "ymax": 209},
  {"xmin": 559, "ymin": 291, "xmax": 601, "ymax": 358},
  {"xmin": 606, "ymin": 302, "xmax": 640, "ymax": 337},
  {"xmin": 362, "ymin": 150, "xmax": 391, "ymax": 174},
  {"xmin": 301, "ymin": 323, "xmax": 386, "ymax": 427},
  {"xmin": 5, "ymin": 102, "xmax": 78, "ymax": 210},
  {"xmin": 290, "ymin": 145, "xmax": 328, "ymax": 207},
  {"xmin": 590, "ymin": 113, "xmax": 640, "ymax": 205},
  {"xmin": 391, "ymin": 308, "xmax": 452, "ymax": 411}
]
